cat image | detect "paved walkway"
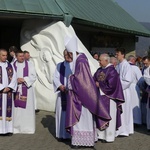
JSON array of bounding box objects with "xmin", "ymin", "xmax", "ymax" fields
[{"xmin": 0, "ymin": 111, "xmax": 149, "ymax": 150}]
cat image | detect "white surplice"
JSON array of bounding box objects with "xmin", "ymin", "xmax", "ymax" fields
[
  {"xmin": 71, "ymin": 106, "xmax": 96, "ymax": 146},
  {"xmin": 53, "ymin": 61, "xmax": 72, "ymax": 139},
  {"xmin": 129, "ymin": 64, "xmax": 142, "ymax": 124},
  {"xmin": 116, "ymin": 59, "xmax": 133, "ymax": 136},
  {"xmin": 143, "ymin": 66, "xmax": 150, "ymax": 130},
  {"xmin": 13, "ymin": 61, "xmax": 36, "ymax": 134},
  {"xmin": 0, "ymin": 62, "xmax": 17, "ymax": 134},
  {"xmin": 97, "ymin": 99, "xmax": 116, "ymax": 142}
]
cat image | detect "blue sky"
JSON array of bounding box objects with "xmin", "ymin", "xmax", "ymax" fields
[{"xmin": 113, "ymin": 0, "xmax": 150, "ymax": 22}]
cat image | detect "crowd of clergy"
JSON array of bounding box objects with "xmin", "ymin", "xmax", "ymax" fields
[
  {"xmin": 0, "ymin": 46, "xmax": 36, "ymax": 135},
  {"xmin": 1, "ymin": 36, "xmax": 150, "ymax": 149},
  {"xmin": 53, "ymin": 36, "xmax": 150, "ymax": 149}
]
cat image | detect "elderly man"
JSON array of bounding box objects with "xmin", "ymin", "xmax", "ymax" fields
[
  {"xmin": 65, "ymin": 36, "xmax": 111, "ymax": 148},
  {"xmin": 13, "ymin": 50, "xmax": 36, "ymax": 134},
  {"xmin": 115, "ymin": 48, "xmax": 133, "ymax": 137},
  {"xmin": 53, "ymin": 50, "xmax": 72, "ymax": 140},
  {"xmin": 0, "ymin": 49, "xmax": 17, "ymax": 135},
  {"xmin": 93, "ymin": 53, "xmax": 124, "ymax": 142}
]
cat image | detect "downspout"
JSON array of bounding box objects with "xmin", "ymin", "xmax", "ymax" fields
[{"xmin": 55, "ymin": 0, "xmax": 73, "ymax": 27}]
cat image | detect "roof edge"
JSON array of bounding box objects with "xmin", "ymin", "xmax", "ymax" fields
[{"xmin": 73, "ymin": 19, "xmax": 150, "ymax": 37}]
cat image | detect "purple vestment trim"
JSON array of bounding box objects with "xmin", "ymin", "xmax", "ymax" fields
[
  {"xmin": 14, "ymin": 60, "xmax": 28, "ymax": 109},
  {"xmin": 0, "ymin": 62, "xmax": 13, "ymax": 120},
  {"xmin": 60, "ymin": 62, "xmax": 67, "ymax": 111},
  {"xmin": 129, "ymin": 63, "xmax": 136, "ymax": 66}
]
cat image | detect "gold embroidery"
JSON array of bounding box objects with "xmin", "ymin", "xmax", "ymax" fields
[
  {"xmin": 20, "ymin": 96, "xmax": 27, "ymax": 101},
  {"xmin": 6, "ymin": 117, "xmax": 12, "ymax": 121},
  {"xmin": 7, "ymin": 92, "xmax": 12, "ymax": 99},
  {"xmin": 98, "ymin": 71, "xmax": 106, "ymax": 81},
  {"xmin": 7, "ymin": 106, "xmax": 11, "ymax": 113}
]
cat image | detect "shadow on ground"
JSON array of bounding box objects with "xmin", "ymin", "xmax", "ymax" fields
[
  {"xmin": 41, "ymin": 115, "xmax": 71, "ymax": 147},
  {"xmin": 134, "ymin": 124, "xmax": 150, "ymax": 135},
  {"xmin": 41, "ymin": 115, "xmax": 56, "ymax": 138}
]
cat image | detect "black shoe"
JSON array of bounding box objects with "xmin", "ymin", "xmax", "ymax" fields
[
  {"xmin": 71, "ymin": 145, "xmax": 81, "ymax": 149},
  {"xmin": 100, "ymin": 139, "xmax": 112, "ymax": 143},
  {"xmin": 6, "ymin": 133, "xmax": 13, "ymax": 136},
  {"xmin": 35, "ymin": 109, "xmax": 40, "ymax": 113},
  {"xmin": 134, "ymin": 124, "xmax": 141, "ymax": 128},
  {"xmin": 101, "ymin": 139, "xmax": 107, "ymax": 143},
  {"xmin": 98, "ymin": 139, "xmax": 105, "ymax": 143},
  {"xmin": 71, "ymin": 145, "xmax": 95, "ymax": 149},
  {"xmin": 82, "ymin": 146, "xmax": 95, "ymax": 149}
]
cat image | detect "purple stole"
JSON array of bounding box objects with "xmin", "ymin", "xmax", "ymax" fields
[
  {"xmin": 129, "ymin": 63, "xmax": 135, "ymax": 66},
  {"xmin": 14, "ymin": 61, "xmax": 28, "ymax": 109},
  {"xmin": 60, "ymin": 62, "xmax": 67, "ymax": 111},
  {"xmin": 0, "ymin": 63, "xmax": 13, "ymax": 121}
]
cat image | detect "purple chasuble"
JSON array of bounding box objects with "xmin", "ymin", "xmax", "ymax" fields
[
  {"xmin": 65, "ymin": 53, "xmax": 111, "ymax": 134},
  {"xmin": 14, "ymin": 60, "xmax": 28, "ymax": 109},
  {"xmin": 60, "ymin": 62, "xmax": 67, "ymax": 111},
  {"xmin": 0, "ymin": 63, "xmax": 13, "ymax": 121},
  {"xmin": 93, "ymin": 65, "xmax": 125, "ymax": 130}
]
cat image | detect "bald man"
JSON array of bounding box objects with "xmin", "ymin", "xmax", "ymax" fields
[
  {"xmin": 93, "ymin": 53, "xmax": 124, "ymax": 142},
  {"xmin": 53, "ymin": 50, "xmax": 72, "ymax": 139}
]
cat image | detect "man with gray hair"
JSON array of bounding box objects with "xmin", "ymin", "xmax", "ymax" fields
[
  {"xmin": 93, "ymin": 53, "xmax": 124, "ymax": 142},
  {"xmin": 127, "ymin": 55, "xmax": 142, "ymax": 126},
  {"xmin": 53, "ymin": 50, "xmax": 72, "ymax": 140}
]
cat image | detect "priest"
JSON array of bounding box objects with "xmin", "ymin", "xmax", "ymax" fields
[
  {"xmin": 127, "ymin": 55, "xmax": 142, "ymax": 125},
  {"xmin": 143, "ymin": 53, "xmax": 150, "ymax": 132},
  {"xmin": 93, "ymin": 53, "xmax": 124, "ymax": 142},
  {"xmin": 115, "ymin": 48, "xmax": 133, "ymax": 137},
  {"xmin": 65, "ymin": 36, "xmax": 111, "ymax": 148},
  {"xmin": 0, "ymin": 49, "xmax": 17, "ymax": 135},
  {"xmin": 13, "ymin": 50, "xmax": 36, "ymax": 134},
  {"xmin": 53, "ymin": 50, "xmax": 72, "ymax": 139}
]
